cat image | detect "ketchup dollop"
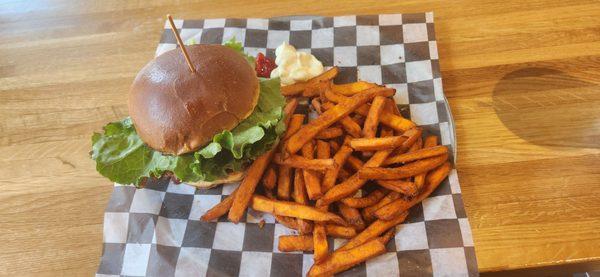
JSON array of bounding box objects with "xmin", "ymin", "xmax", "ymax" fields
[{"xmin": 255, "ymin": 53, "xmax": 277, "ymax": 78}]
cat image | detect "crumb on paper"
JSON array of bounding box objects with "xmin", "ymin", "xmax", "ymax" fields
[{"xmin": 258, "ymin": 219, "xmax": 265, "ymax": 229}]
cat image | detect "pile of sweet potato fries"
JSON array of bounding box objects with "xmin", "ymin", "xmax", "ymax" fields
[{"xmin": 201, "ymin": 67, "xmax": 451, "ymax": 276}]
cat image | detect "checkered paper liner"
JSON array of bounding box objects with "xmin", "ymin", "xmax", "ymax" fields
[{"xmin": 97, "ymin": 13, "xmax": 477, "ymax": 277}]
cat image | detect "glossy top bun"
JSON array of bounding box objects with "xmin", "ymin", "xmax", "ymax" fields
[{"xmin": 129, "ymin": 44, "xmax": 259, "ymax": 155}]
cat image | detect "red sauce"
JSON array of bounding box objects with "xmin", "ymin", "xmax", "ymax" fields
[{"xmin": 255, "ymin": 52, "xmax": 277, "ymax": 78}]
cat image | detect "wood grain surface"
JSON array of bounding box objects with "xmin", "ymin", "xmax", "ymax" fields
[{"xmin": 1, "ymin": 0, "xmax": 599, "ymax": 275}]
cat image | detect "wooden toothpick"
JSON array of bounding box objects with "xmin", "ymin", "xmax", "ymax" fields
[{"xmin": 167, "ymin": 14, "xmax": 196, "ymax": 73}]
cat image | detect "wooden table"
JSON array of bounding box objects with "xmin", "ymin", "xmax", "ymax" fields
[{"xmin": 1, "ymin": 0, "xmax": 599, "ymax": 275}]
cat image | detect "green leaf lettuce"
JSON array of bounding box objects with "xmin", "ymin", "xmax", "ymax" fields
[
  {"xmin": 91, "ymin": 77, "xmax": 285, "ymax": 186},
  {"xmin": 223, "ymin": 37, "xmax": 256, "ymax": 69}
]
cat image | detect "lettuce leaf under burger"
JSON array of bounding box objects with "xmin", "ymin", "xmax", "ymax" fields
[{"xmin": 91, "ymin": 42, "xmax": 285, "ymax": 186}]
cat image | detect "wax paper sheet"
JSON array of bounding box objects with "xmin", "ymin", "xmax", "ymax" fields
[{"xmin": 97, "ymin": 12, "xmax": 477, "ymax": 277}]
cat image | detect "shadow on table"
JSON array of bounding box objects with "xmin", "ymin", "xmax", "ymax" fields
[{"xmin": 492, "ymin": 67, "xmax": 599, "ymax": 149}]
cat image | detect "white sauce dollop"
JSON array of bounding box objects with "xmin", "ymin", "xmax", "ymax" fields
[{"xmin": 270, "ymin": 42, "xmax": 324, "ymax": 85}]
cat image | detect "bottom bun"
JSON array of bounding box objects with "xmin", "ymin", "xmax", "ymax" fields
[{"xmin": 187, "ymin": 171, "xmax": 245, "ymax": 189}]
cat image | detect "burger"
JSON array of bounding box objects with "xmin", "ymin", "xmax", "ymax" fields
[{"xmin": 91, "ymin": 40, "xmax": 285, "ymax": 188}]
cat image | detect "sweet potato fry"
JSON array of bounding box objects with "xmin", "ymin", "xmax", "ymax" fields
[
  {"xmin": 311, "ymin": 98, "xmax": 323, "ymax": 114},
  {"xmin": 373, "ymin": 162, "xmax": 451, "ymax": 220},
  {"xmin": 293, "ymin": 168, "xmax": 308, "ymax": 204},
  {"xmin": 355, "ymin": 104, "xmax": 416, "ymax": 132},
  {"xmin": 339, "ymin": 188, "xmax": 388, "ymax": 208},
  {"xmin": 362, "ymin": 95, "xmax": 387, "ymax": 138},
  {"xmin": 278, "ymin": 235, "xmax": 314, "ymax": 252},
  {"xmin": 321, "ymin": 102, "xmax": 362, "ymax": 137},
  {"xmin": 423, "ymin": 135, "xmax": 439, "ymax": 147},
  {"xmin": 281, "ymin": 82, "xmax": 307, "ymax": 96},
  {"xmin": 315, "ymin": 126, "xmax": 344, "ymax": 139},
  {"xmin": 318, "ymin": 138, "xmax": 395, "ymax": 207},
  {"xmin": 407, "ymin": 137, "xmax": 423, "ymax": 153},
  {"xmin": 325, "ymin": 225, "xmax": 358, "ymax": 239},
  {"xmin": 315, "ymin": 175, "xmax": 364, "ymax": 207},
  {"xmin": 307, "ymin": 239, "xmax": 387, "ymax": 277},
  {"xmin": 376, "ymin": 179, "xmax": 418, "ymax": 196},
  {"xmin": 331, "ymin": 81, "xmax": 378, "ymax": 96},
  {"xmin": 324, "ymin": 87, "xmax": 348, "ymax": 103},
  {"xmin": 358, "ymin": 153, "xmax": 448, "ymax": 180},
  {"xmin": 399, "ymin": 128, "xmax": 423, "ymax": 152},
  {"xmin": 273, "ymin": 182, "xmax": 313, "ymax": 234},
  {"xmin": 382, "ymin": 203, "xmax": 412, "ymax": 220},
  {"xmin": 286, "ymin": 87, "xmax": 395, "ymax": 154},
  {"xmin": 378, "ymin": 228, "xmax": 396, "ymax": 245},
  {"xmin": 353, "ymin": 127, "xmax": 394, "ymax": 159},
  {"xmin": 361, "ymin": 191, "xmax": 401, "ymax": 222},
  {"xmin": 313, "ymin": 66, "xmax": 339, "ymax": 83},
  {"xmin": 414, "ymin": 136, "xmax": 440, "ymax": 191},
  {"xmin": 277, "ymin": 165, "xmax": 292, "ymax": 200},
  {"xmin": 316, "ymin": 140, "xmax": 331, "ymax": 159},
  {"xmin": 300, "ymin": 140, "xmax": 317, "ymax": 160},
  {"xmin": 386, "ymin": 98, "xmax": 402, "ymax": 116},
  {"xmin": 304, "ymin": 68, "xmax": 338, "ymax": 97},
  {"xmin": 324, "ymin": 88, "xmax": 395, "ymax": 104},
  {"xmin": 313, "ymin": 192, "xmax": 330, "ymax": 263},
  {"xmin": 339, "ymin": 116, "xmax": 362, "ymax": 138},
  {"xmin": 283, "ymin": 98, "xmax": 299, "ymax": 125},
  {"xmin": 292, "ymin": 168, "xmax": 314, "ymax": 236},
  {"xmin": 274, "ymin": 214, "xmax": 300, "ymax": 229},
  {"xmin": 302, "ymin": 169, "xmax": 323, "ymax": 200},
  {"xmin": 297, "ymin": 219, "xmax": 314, "ymax": 235},
  {"xmin": 284, "ymin": 114, "xmax": 306, "ymax": 140},
  {"xmin": 349, "ymin": 136, "xmax": 406, "ymax": 151},
  {"xmin": 304, "ymin": 80, "xmax": 331, "ymax": 97},
  {"xmin": 201, "ymin": 189, "xmax": 236, "ymax": 221},
  {"xmin": 251, "ymin": 195, "xmax": 347, "ymax": 225},
  {"xmin": 345, "ymin": 155, "xmax": 364, "ymax": 172},
  {"xmin": 301, "ymin": 142, "xmax": 323, "ymax": 200},
  {"xmin": 229, "ymin": 149, "xmax": 275, "ymax": 223},
  {"xmin": 316, "ymin": 139, "xmax": 334, "ymax": 191},
  {"xmin": 274, "ymin": 154, "xmax": 335, "ymax": 170},
  {"xmin": 262, "ymin": 166, "xmax": 277, "ymax": 191},
  {"xmin": 383, "ymin": 145, "xmax": 448, "ymax": 165},
  {"xmin": 274, "ymin": 214, "xmax": 314, "ymax": 234},
  {"xmin": 338, "ymin": 202, "xmax": 366, "ymax": 231},
  {"xmin": 379, "ymin": 109, "xmax": 416, "ymax": 132},
  {"xmin": 322, "ymin": 144, "xmax": 353, "ymax": 192},
  {"xmin": 338, "ymin": 211, "xmax": 408, "ymax": 251},
  {"xmin": 280, "ymin": 67, "xmax": 339, "ymax": 96},
  {"xmin": 313, "ymin": 224, "xmax": 328, "ymax": 263}
]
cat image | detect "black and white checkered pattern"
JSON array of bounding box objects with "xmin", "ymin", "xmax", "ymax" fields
[{"xmin": 97, "ymin": 13, "xmax": 476, "ymax": 277}]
